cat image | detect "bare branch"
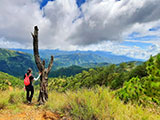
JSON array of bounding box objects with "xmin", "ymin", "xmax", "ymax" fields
[
  {"xmin": 32, "ymin": 26, "xmax": 44, "ymax": 71},
  {"xmin": 47, "ymin": 56, "xmax": 54, "ymax": 73},
  {"xmin": 42, "ymin": 60, "xmax": 45, "ymax": 67}
]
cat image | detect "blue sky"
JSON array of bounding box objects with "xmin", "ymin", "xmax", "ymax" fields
[
  {"xmin": 0, "ymin": 0, "xmax": 160, "ymax": 60},
  {"xmin": 40, "ymin": 0, "xmax": 54, "ymax": 9},
  {"xmin": 125, "ymin": 32, "xmax": 159, "ymax": 49},
  {"xmin": 40, "ymin": 0, "xmax": 86, "ymax": 9}
]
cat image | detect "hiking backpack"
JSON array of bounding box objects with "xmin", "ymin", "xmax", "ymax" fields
[{"xmin": 24, "ymin": 74, "xmax": 31, "ymax": 86}]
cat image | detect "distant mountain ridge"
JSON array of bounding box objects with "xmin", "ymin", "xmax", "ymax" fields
[
  {"xmin": 11, "ymin": 49, "xmax": 143, "ymax": 64},
  {"xmin": 0, "ymin": 48, "xmax": 143, "ymax": 77}
]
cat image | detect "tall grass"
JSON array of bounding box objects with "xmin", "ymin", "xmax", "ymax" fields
[
  {"xmin": 45, "ymin": 87, "xmax": 160, "ymax": 120},
  {"xmin": 0, "ymin": 88, "xmax": 160, "ymax": 120},
  {"xmin": 0, "ymin": 89, "xmax": 25, "ymax": 110}
]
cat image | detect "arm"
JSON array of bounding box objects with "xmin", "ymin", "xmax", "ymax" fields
[{"xmin": 34, "ymin": 73, "xmax": 41, "ymax": 81}]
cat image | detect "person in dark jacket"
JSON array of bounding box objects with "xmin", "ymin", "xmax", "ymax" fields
[{"xmin": 24, "ymin": 68, "xmax": 41, "ymax": 104}]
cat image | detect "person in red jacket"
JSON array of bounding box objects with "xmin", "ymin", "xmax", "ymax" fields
[{"xmin": 24, "ymin": 68, "xmax": 41, "ymax": 104}]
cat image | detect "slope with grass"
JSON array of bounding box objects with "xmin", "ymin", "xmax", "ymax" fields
[
  {"xmin": 0, "ymin": 72, "xmax": 23, "ymax": 90},
  {"xmin": 0, "ymin": 89, "xmax": 62, "ymax": 120},
  {"xmin": 0, "ymin": 88, "xmax": 160, "ymax": 120},
  {"xmin": 0, "ymin": 48, "xmax": 37, "ymax": 77}
]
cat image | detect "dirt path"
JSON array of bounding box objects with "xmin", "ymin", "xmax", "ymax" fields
[{"xmin": 0, "ymin": 103, "xmax": 66, "ymax": 120}]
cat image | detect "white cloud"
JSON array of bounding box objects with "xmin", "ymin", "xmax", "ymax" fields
[
  {"xmin": 0, "ymin": 0, "xmax": 50, "ymax": 48},
  {"xmin": 38, "ymin": 0, "xmax": 80, "ymax": 49},
  {"xmin": 68, "ymin": 0, "xmax": 160, "ymax": 45},
  {"xmin": 76, "ymin": 41, "xmax": 160, "ymax": 60},
  {"xmin": 0, "ymin": 37, "xmax": 22, "ymax": 48},
  {"xmin": 0, "ymin": 0, "xmax": 160, "ymax": 59}
]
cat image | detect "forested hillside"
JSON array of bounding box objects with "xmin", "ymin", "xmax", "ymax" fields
[
  {"xmin": 0, "ymin": 48, "xmax": 37, "ymax": 77},
  {"xmin": 48, "ymin": 61, "xmax": 140, "ymax": 91},
  {"xmin": 49, "ymin": 65, "xmax": 89, "ymax": 77}
]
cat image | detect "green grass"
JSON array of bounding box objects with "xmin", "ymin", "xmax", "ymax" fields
[
  {"xmin": 0, "ymin": 72, "xmax": 23, "ymax": 90},
  {"xmin": 0, "ymin": 87, "xmax": 160, "ymax": 120},
  {"xmin": 0, "ymin": 89, "xmax": 25, "ymax": 110},
  {"xmin": 44, "ymin": 87, "xmax": 160, "ymax": 120}
]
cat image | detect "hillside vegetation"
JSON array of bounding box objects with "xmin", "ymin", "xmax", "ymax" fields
[
  {"xmin": 0, "ymin": 72, "xmax": 23, "ymax": 90},
  {"xmin": 48, "ymin": 61, "xmax": 139, "ymax": 92},
  {"xmin": 0, "ymin": 51, "xmax": 160, "ymax": 119},
  {"xmin": 117, "ymin": 54, "xmax": 160, "ymax": 105},
  {"xmin": 49, "ymin": 65, "xmax": 89, "ymax": 77},
  {"xmin": 0, "ymin": 48, "xmax": 37, "ymax": 77},
  {"xmin": 48, "ymin": 54, "xmax": 160, "ymax": 106}
]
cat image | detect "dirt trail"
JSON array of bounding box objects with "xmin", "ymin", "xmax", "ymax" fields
[{"xmin": 0, "ymin": 103, "xmax": 66, "ymax": 120}]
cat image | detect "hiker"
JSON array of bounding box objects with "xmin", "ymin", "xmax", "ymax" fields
[{"xmin": 24, "ymin": 68, "xmax": 41, "ymax": 104}]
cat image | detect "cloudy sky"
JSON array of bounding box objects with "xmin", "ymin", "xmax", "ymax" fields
[{"xmin": 0, "ymin": 0, "xmax": 160, "ymax": 60}]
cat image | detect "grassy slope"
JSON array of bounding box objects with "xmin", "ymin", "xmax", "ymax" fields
[
  {"xmin": 0, "ymin": 88, "xmax": 160, "ymax": 120},
  {"xmin": 0, "ymin": 89, "xmax": 61, "ymax": 120},
  {"xmin": 0, "ymin": 48, "xmax": 37, "ymax": 77},
  {"xmin": 0, "ymin": 70, "xmax": 159, "ymax": 119},
  {"xmin": 0, "ymin": 72, "xmax": 23, "ymax": 90}
]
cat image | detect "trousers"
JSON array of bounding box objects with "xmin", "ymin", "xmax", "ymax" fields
[{"xmin": 25, "ymin": 85, "xmax": 34, "ymax": 102}]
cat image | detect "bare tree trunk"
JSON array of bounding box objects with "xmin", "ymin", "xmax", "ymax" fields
[{"xmin": 31, "ymin": 26, "xmax": 54, "ymax": 104}]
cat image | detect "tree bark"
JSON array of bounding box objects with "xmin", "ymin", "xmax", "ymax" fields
[{"xmin": 31, "ymin": 26, "xmax": 54, "ymax": 104}]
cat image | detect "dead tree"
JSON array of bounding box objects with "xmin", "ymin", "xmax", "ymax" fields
[{"xmin": 31, "ymin": 26, "xmax": 54, "ymax": 104}]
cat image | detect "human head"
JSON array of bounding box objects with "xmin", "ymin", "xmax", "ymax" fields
[{"xmin": 27, "ymin": 68, "xmax": 32, "ymax": 74}]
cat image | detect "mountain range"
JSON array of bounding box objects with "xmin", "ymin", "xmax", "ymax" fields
[
  {"xmin": 11, "ymin": 49, "xmax": 143, "ymax": 63},
  {"xmin": 0, "ymin": 48, "xmax": 143, "ymax": 77}
]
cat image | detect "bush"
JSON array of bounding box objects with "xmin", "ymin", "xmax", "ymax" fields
[{"xmin": 117, "ymin": 55, "xmax": 160, "ymax": 105}]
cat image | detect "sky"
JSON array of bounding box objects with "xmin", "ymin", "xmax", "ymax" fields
[{"xmin": 0, "ymin": 0, "xmax": 160, "ymax": 60}]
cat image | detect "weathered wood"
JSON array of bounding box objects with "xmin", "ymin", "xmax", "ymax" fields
[
  {"xmin": 47, "ymin": 56, "xmax": 54, "ymax": 73},
  {"xmin": 31, "ymin": 26, "xmax": 44, "ymax": 72},
  {"xmin": 31, "ymin": 26, "xmax": 54, "ymax": 104}
]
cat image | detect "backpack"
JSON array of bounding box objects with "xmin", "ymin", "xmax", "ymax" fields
[{"xmin": 24, "ymin": 74, "xmax": 31, "ymax": 86}]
